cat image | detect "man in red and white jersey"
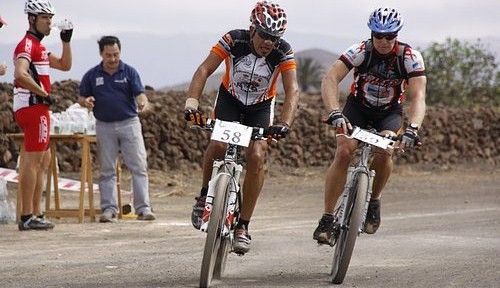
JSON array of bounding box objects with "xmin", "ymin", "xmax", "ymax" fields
[{"xmin": 13, "ymin": 0, "xmax": 73, "ymax": 231}]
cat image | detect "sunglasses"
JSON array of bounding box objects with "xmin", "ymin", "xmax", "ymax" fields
[
  {"xmin": 372, "ymin": 32, "xmax": 398, "ymax": 40},
  {"xmin": 257, "ymin": 30, "xmax": 280, "ymax": 42}
]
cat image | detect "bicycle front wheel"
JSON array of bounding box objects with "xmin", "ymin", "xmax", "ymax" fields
[
  {"xmin": 213, "ymin": 235, "xmax": 231, "ymax": 279},
  {"xmin": 200, "ymin": 174, "xmax": 231, "ymax": 288},
  {"xmin": 331, "ymin": 171, "xmax": 369, "ymax": 284}
]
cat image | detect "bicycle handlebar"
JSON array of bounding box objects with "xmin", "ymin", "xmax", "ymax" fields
[{"xmin": 190, "ymin": 119, "xmax": 271, "ymax": 141}]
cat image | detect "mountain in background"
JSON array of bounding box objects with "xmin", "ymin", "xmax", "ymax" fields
[{"xmin": 1, "ymin": 32, "xmax": 498, "ymax": 90}]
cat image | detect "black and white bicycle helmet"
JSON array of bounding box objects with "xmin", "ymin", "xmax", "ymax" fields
[{"xmin": 24, "ymin": 0, "xmax": 56, "ymax": 15}]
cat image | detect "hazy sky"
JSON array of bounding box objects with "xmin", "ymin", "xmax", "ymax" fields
[
  {"xmin": 1, "ymin": 0, "xmax": 499, "ymax": 45},
  {"xmin": 1, "ymin": 0, "xmax": 499, "ymax": 87}
]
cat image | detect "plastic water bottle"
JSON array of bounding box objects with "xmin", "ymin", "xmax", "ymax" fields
[
  {"xmin": 0, "ymin": 177, "xmax": 15, "ymax": 224},
  {"xmin": 86, "ymin": 112, "xmax": 96, "ymax": 135},
  {"xmin": 51, "ymin": 19, "xmax": 73, "ymax": 30}
]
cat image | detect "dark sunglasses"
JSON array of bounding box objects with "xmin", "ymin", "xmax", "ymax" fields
[
  {"xmin": 372, "ymin": 32, "xmax": 398, "ymax": 40},
  {"xmin": 257, "ymin": 30, "xmax": 280, "ymax": 42}
]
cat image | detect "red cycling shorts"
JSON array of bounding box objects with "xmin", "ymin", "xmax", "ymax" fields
[{"xmin": 14, "ymin": 104, "xmax": 51, "ymax": 152}]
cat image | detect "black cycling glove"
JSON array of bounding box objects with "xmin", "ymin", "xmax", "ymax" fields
[
  {"xmin": 267, "ymin": 123, "xmax": 290, "ymax": 139},
  {"xmin": 60, "ymin": 29, "xmax": 73, "ymax": 43},
  {"xmin": 184, "ymin": 109, "xmax": 205, "ymax": 126},
  {"xmin": 326, "ymin": 109, "xmax": 350, "ymax": 134},
  {"xmin": 400, "ymin": 126, "xmax": 419, "ymax": 148}
]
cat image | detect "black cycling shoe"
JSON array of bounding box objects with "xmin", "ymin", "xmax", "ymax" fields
[
  {"xmin": 18, "ymin": 216, "xmax": 55, "ymax": 231},
  {"xmin": 191, "ymin": 196, "xmax": 206, "ymax": 230},
  {"xmin": 313, "ymin": 214, "xmax": 339, "ymax": 246},
  {"xmin": 364, "ymin": 199, "xmax": 381, "ymax": 234}
]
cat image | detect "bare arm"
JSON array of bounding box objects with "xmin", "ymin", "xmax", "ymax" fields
[
  {"xmin": 48, "ymin": 42, "xmax": 72, "ymax": 71},
  {"xmin": 185, "ymin": 51, "xmax": 223, "ymax": 109},
  {"xmin": 279, "ymin": 68, "xmax": 300, "ymax": 126},
  {"xmin": 406, "ymin": 76, "xmax": 427, "ymax": 126},
  {"xmin": 14, "ymin": 58, "xmax": 48, "ymax": 97},
  {"xmin": 321, "ymin": 59, "xmax": 350, "ymax": 112}
]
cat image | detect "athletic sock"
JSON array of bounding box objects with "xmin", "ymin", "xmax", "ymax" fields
[{"xmin": 236, "ymin": 219, "xmax": 250, "ymax": 230}]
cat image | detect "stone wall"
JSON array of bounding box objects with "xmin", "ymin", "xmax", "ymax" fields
[{"xmin": 0, "ymin": 81, "xmax": 498, "ymax": 171}]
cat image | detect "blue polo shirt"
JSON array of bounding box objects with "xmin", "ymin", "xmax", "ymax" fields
[{"xmin": 79, "ymin": 61, "xmax": 145, "ymax": 122}]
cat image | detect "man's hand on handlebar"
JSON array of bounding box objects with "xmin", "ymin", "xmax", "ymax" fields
[
  {"xmin": 400, "ymin": 126, "xmax": 420, "ymax": 149},
  {"xmin": 184, "ymin": 109, "xmax": 205, "ymax": 126},
  {"xmin": 324, "ymin": 109, "xmax": 352, "ymax": 134},
  {"xmin": 267, "ymin": 122, "xmax": 290, "ymax": 140},
  {"xmin": 184, "ymin": 97, "xmax": 205, "ymax": 126}
]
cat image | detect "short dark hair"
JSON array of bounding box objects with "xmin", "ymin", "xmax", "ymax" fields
[{"xmin": 98, "ymin": 36, "xmax": 121, "ymax": 52}]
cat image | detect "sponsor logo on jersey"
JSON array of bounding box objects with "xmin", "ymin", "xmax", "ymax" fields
[
  {"xmin": 24, "ymin": 38, "xmax": 33, "ymax": 54},
  {"xmin": 114, "ymin": 78, "xmax": 128, "ymax": 83},
  {"xmin": 96, "ymin": 77, "xmax": 104, "ymax": 86}
]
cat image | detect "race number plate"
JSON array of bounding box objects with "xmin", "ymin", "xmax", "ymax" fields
[
  {"xmin": 351, "ymin": 127, "xmax": 395, "ymax": 149},
  {"xmin": 211, "ymin": 120, "xmax": 253, "ymax": 147}
]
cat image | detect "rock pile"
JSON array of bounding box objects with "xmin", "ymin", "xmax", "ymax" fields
[{"xmin": 0, "ymin": 80, "xmax": 498, "ymax": 171}]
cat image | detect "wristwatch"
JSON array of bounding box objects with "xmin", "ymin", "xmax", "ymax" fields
[{"xmin": 409, "ymin": 123, "xmax": 419, "ymax": 130}]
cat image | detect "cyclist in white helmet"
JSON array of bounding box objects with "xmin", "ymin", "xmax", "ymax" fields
[
  {"xmin": 13, "ymin": 0, "xmax": 73, "ymax": 231},
  {"xmin": 314, "ymin": 7, "xmax": 427, "ymax": 244},
  {"xmin": 184, "ymin": 1, "xmax": 299, "ymax": 254}
]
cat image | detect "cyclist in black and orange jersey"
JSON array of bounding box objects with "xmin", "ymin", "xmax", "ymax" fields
[
  {"xmin": 184, "ymin": 1, "xmax": 299, "ymax": 254},
  {"xmin": 314, "ymin": 7, "xmax": 427, "ymax": 245}
]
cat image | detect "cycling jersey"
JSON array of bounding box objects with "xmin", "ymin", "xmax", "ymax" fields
[
  {"xmin": 211, "ymin": 29, "xmax": 296, "ymax": 106},
  {"xmin": 340, "ymin": 40, "xmax": 425, "ymax": 110},
  {"xmin": 13, "ymin": 32, "xmax": 51, "ymax": 112}
]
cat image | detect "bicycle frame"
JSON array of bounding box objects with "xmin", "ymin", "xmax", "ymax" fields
[
  {"xmin": 331, "ymin": 127, "xmax": 395, "ymax": 284},
  {"xmin": 200, "ymin": 143, "xmax": 243, "ymax": 287},
  {"xmin": 204, "ymin": 144, "xmax": 243, "ymax": 236},
  {"xmin": 198, "ymin": 119, "xmax": 267, "ymax": 288},
  {"xmin": 336, "ymin": 143, "xmax": 375, "ymax": 235}
]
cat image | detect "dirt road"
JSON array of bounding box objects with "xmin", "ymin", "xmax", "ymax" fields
[{"xmin": 1, "ymin": 165, "xmax": 499, "ymax": 288}]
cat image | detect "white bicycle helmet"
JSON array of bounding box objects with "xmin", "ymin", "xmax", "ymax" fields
[
  {"xmin": 367, "ymin": 7, "xmax": 403, "ymax": 33},
  {"xmin": 25, "ymin": 0, "xmax": 56, "ymax": 15},
  {"xmin": 250, "ymin": 1, "xmax": 287, "ymax": 37}
]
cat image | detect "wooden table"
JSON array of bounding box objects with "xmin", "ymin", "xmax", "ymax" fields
[{"xmin": 8, "ymin": 133, "xmax": 98, "ymax": 223}]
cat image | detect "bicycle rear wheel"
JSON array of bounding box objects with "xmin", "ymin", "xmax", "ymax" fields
[
  {"xmin": 331, "ymin": 171, "xmax": 369, "ymax": 284},
  {"xmin": 200, "ymin": 174, "xmax": 231, "ymax": 288}
]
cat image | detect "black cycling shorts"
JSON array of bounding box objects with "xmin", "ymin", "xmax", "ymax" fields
[
  {"xmin": 343, "ymin": 95, "xmax": 403, "ymax": 132},
  {"xmin": 213, "ymin": 85, "xmax": 273, "ymax": 128}
]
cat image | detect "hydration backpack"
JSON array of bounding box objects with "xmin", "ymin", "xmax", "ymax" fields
[{"xmin": 357, "ymin": 39, "xmax": 409, "ymax": 80}]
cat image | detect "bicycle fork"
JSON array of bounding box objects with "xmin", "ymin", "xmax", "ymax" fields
[
  {"xmin": 360, "ymin": 170, "xmax": 375, "ymax": 233},
  {"xmin": 200, "ymin": 160, "xmax": 243, "ymax": 237},
  {"xmin": 336, "ymin": 167, "xmax": 375, "ymax": 234}
]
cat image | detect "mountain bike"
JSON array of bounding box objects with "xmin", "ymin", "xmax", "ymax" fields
[
  {"xmin": 329, "ymin": 126, "xmax": 401, "ymax": 284},
  {"xmin": 193, "ymin": 119, "xmax": 268, "ymax": 288}
]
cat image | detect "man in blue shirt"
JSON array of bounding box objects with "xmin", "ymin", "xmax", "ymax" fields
[{"xmin": 78, "ymin": 35, "xmax": 155, "ymax": 222}]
